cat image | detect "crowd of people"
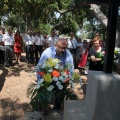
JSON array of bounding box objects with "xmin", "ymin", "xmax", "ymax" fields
[{"xmin": 0, "ymin": 27, "xmax": 106, "ymax": 73}]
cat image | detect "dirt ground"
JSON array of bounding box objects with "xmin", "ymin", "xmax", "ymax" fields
[{"xmin": 0, "ymin": 53, "xmax": 87, "ymax": 120}]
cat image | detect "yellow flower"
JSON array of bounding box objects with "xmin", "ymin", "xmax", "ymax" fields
[
  {"xmin": 46, "ymin": 58, "xmax": 55, "ymax": 67},
  {"xmin": 46, "ymin": 58, "xmax": 60, "ymax": 67},
  {"xmin": 53, "ymin": 59, "xmax": 60, "ymax": 63},
  {"xmin": 72, "ymin": 73, "xmax": 80, "ymax": 80},
  {"xmin": 43, "ymin": 73, "xmax": 52, "ymax": 83}
]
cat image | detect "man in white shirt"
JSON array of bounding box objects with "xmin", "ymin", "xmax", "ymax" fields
[
  {"xmin": 67, "ymin": 32, "xmax": 78, "ymax": 68},
  {"xmin": 0, "ymin": 27, "xmax": 5, "ymax": 64},
  {"xmin": 34, "ymin": 31, "xmax": 44, "ymax": 65},
  {"xmin": 2, "ymin": 28, "xmax": 14, "ymax": 66},
  {"xmin": 24, "ymin": 30, "xmax": 34, "ymax": 64},
  {"xmin": 47, "ymin": 30, "xmax": 58, "ymax": 47}
]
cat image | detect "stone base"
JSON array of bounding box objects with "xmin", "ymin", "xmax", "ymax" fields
[
  {"xmin": 24, "ymin": 111, "xmax": 43, "ymax": 120},
  {"xmin": 64, "ymin": 71, "xmax": 120, "ymax": 120},
  {"xmin": 63, "ymin": 100, "xmax": 89, "ymax": 120}
]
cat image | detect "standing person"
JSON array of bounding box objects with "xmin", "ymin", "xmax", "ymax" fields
[
  {"xmin": 14, "ymin": 30, "xmax": 23, "ymax": 65},
  {"xmin": 2, "ymin": 28, "xmax": 14, "ymax": 66},
  {"xmin": 79, "ymin": 40, "xmax": 88, "ymax": 60},
  {"xmin": 43, "ymin": 33, "xmax": 48, "ymax": 50},
  {"xmin": 47, "ymin": 30, "xmax": 58, "ymax": 47},
  {"xmin": 37, "ymin": 38, "xmax": 74, "ymax": 109},
  {"xmin": 89, "ymin": 36, "xmax": 105, "ymax": 71},
  {"xmin": 24, "ymin": 30, "xmax": 35, "ymax": 64},
  {"xmin": 67, "ymin": 32, "xmax": 78, "ymax": 67},
  {"xmin": 79, "ymin": 40, "xmax": 89, "ymax": 74},
  {"xmin": 34, "ymin": 31, "xmax": 44, "ymax": 65},
  {"xmin": 0, "ymin": 27, "xmax": 5, "ymax": 64},
  {"xmin": 76, "ymin": 37, "xmax": 83, "ymax": 65}
]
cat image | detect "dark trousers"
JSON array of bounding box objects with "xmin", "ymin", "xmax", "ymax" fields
[
  {"xmin": 68, "ymin": 48, "xmax": 77, "ymax": 68},
  {"xmin": 35, "ymin": 45, "xmax": 43, "ymax": 63},
  {"xmin": 0, "ymin": 50, "xmax": 4, "ymax": 64},
  {"xmin": 4, "ymin": 46, "xmax": 13, "ymax": 66},
  {"xmin": 26, "ymin": 45, "xmax": 34, "ymax": 64}
]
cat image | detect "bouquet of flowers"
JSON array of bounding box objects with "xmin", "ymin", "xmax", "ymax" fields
[
  {"xmin": 97, "ymin": 51, "xmax": 105, "ymax": 64},
  {"xmin": 114, "ymin": 47, "xmax": 120, "ymax": 61},
  {"xmin": 27, "ymin": 58, "xmax": 80, "ymax": 111}
]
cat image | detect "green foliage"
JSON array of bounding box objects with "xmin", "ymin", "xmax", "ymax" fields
[
  {"xmin": 31, "ymin": 88, "xmax": 54, "ymax": 110},
  {"xmin": 97, "ymin": 52, "xmax": 104, "ymax": 64}
]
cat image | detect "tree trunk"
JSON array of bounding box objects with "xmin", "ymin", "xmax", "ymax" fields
[{"xmin": 90, "ymin": 4, "xmax": 120, "ymax": 47}]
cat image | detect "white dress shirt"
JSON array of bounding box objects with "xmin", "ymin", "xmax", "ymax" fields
[
  {"xmin": 47, "ymin": 35, "xmax": 58, "ymax": 47},
  {"xmin": 2, "ymin": 33, "xmax": 14, "ymax": 46},
  {"xmin": 34, "ymin": 35, "xmax": 44, "ymax": 45},
  {"xmin": 67, "ymin": 38, "xmax": 78, "ymax": 49},
  {"xmin": 24, "ymin": 35, "xmax": 34, "ymax": 45}
]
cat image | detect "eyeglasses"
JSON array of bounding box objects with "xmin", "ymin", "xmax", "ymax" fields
[{"xmin": 57, "ymin": 45, "xmax": 67, "ymax": 50}]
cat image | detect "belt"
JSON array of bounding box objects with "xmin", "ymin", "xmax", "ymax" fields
[{"xmin": 5, "ymin": 45, "xmax": 13, "ymax": 47}]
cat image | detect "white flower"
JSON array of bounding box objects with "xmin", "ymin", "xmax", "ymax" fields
[
  {"xmin": 53, "ymin": 77, "xmax": 58, "ymax": 81},
  {"xmin": 65, "ymin": 74, "xmax": 68, "ymax": 78},
  {"xmin": 49, "ymin": 85, "xmax": 54, "ymax": 90},
  {"xmin": 56, "ymin": 81, "xmax": 61, "ymax": 86},
  {"xmin": 38, "ymin": 79, "xmax": 44, "ymax": 84},
  {"xmin": 55, "ymin": 64, "xmax": 60, "ymax": 69},
  {"xmin": 61, "ymin": 78, "xmax": 66, "ymax": 83},
  {"xmin": 36, "ymin": 84, "xmax": 40, "ymax": 89},
  {"xmin": 59, "ymin": 65, "xmax": 63, "ymax": 70},
  {"xmin": 47, "ymin": 85, "xmax": 54, "ymax": 91},
  {"xmin": 42, "ymin": 64, "xmax": 46, "ymax": 68},
  {"xmin": 61, "ymin": 72, "xmax": 66, "ymax": 76},
  {"xmin": 58, "ymin": 85, "xmax": 63, "ymax": 90},
  {"xmin": 58, "ymin": 76, "xmax": 64, "ymax": 81},
  {"xmin": 47, "ymin": 87, "xmax": 52, "ymax": 91},
  {"xmin": 48, "ymin": 69, "xmax": 53, "ymax": 73}
]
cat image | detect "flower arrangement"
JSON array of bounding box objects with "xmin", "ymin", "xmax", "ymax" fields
[
  {"xmin": 97, "ymin": 51, "xmax": 105, "ymax": 64},
  {"xmin": 27, "ymin": 58, "xmax": 80, "ymax": 111},
  {"xmin": 97, "ymin": 48, "xmax": 120, "ymax": 64},
  {"xmin": 114, "ymin": 47, "xmax": 120, "ymax": 61}
]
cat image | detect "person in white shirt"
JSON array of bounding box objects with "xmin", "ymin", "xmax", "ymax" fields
[
  {"xmin": 76, "ymin": 37, "xmax": 83, "ymax": 65},
  {"xmin": 43, "ymin": 33, "xmax": 48, "ymax": 50},
  {"xmin": 2, "ymin": 28, "xmax": 14, "ymax": 66},
  {"xmin": 67, "ymin": 32, "xmax": 78, "ymax": 67},
  {"xmin": 24, "ymin": 30, "xmax": 34, "ymax": 64},
  {"xmin": 0, "ymin": 27, "xmax": 5, "ymax": 64},
  {"xmin": 34, "ymin": 31, "xmax": 44, "ymax": 64},
  {"xmin": 47, "ymin": 30, "xmax": 58, "ymax": 47}
]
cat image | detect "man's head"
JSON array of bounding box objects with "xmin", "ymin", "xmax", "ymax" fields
[
  {"xmin": 51, "ymin": 30, "xmax": 56, "ymax": 37},
  {"xmin": 7, "ymin": 28, "xmax": 13, "ymax": 35},
  {"xmin": 83, "ymin": 40, "xmax": 88, "ymax": 48},
  {"xmin": 55, "ymin": 38, "xmax": 68, "ymax": 56},
  {"xmin": 70, "ymin": 32, "xmax": 74, "ymax": 39},
  {"xmin": 37, "ymin": 31, "xmax": 41, "ymax": 36},
  {"xmin": 28, "ymin": 30, "xmax": 33, "ymax": 36}
]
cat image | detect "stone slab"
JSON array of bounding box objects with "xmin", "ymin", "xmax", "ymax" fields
[
  {"xmin": 86, "ymin": 71, "xmax": 120, "ymax": 120},
  {"xmin": 63, "ymin": 100, "xmax": 89, "ymax": 120}
]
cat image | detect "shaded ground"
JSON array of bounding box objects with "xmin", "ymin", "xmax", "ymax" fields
[{"xmin": 0, "ymin": 53, "xmax": 87, "ymax": 120}]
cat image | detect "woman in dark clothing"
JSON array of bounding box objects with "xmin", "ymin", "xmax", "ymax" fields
[{"xmin": 89, "ymin": 36, "xmax": 105, "ymax": 71}]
